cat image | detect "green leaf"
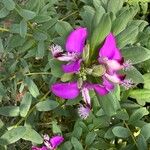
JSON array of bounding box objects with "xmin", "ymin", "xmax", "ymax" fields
[
  {"xmin": 122, "ymin": 46, "xmax": 150, "ymax": 64},
  {"xmin": 0, "ymin": 8, "xmax": 10, "ymax": 18},
  {"xmin": 33, "ymin": 15, "xmax": 51, "ymax": 23},
  {"xmin": 143, "ymin": 73, "xmax": 150, "ymax": 89},
  {"xmin": 25, "ymin": 77, "xmax": 40, "ymax": 98},
  {"xmin": 112, "ymin": 126, "xmax": 130, "ymax": 138},
  {"xmin": 49, "ymin": 60, "xmax": 63, "ymax": 77},
  {"xmin": 0, "ymin": 106, "xmax": 19, "ymax": 117},
  {"xmin": 0, "ymin": 120, "xmax": 7, "ymax": 137},
  {"xmin": 137, "ymin": 134, "xmax": 147, "ymax": 150},
  {"xmin": 80, "ymin": 6, "xmax": 95, "ymax": 34},
  {"xmin": 96, "ymin": 92, "xmax": 120, "ymax": 116},
  {"xmin": 61, "ymin": 73, "xmax": 73, "ymax": 82},
  {"xmin": 112, "ymin": 7, "xmax": 137, "ymax": 35},
  {"xmin": 123, "ymin": 66, "xmax": 144, "ymax": 84},
  {"xmin": 129, "ymin": 89, "xmax": 150, "ymax": 100},
  {"xmin": 0, "ymin": 126, "xmax": 26, "ymax": 145},
  {"xmin": 20, "ymin": 19, "xmax": 27, "ymax": 38},
  {"xmin": 129, "ymin": 107, "xmax": 149, "ymax": 124},
  {"xmin": 36, "ymin": 99, "xmax": 59, "ymax": 111},
  {"xmin": 107, "ymin": 0, "xmax": 123, "ymax": 14},
  {"xmin": 22, "ymin": 127, "xmax": 43, "ymax": 144},
  {"xmin": 0, "ymin": 38, "xmax": 4, "ymax": 53},
  {"xmin": 61, "ymin": 141, "xmax": 72, "ymax": 150},
  {"xmin": 19, "ymin": 92, "xmax": 32, "ymax": 117},
  {"xmin": 55, "ymin": 21, "xmax": 73, "ymax": 37},
  {"xmin": 115, "ymin": 109, "xmax": 129, "ymax": 121},
  {"xmin": 85, "ymin": 132, "xmax": 97, "ymax": 146},
  {"xmin": 104, "ymin": 128, "xmax": 115, "ymax": 139},
  {"xmin": 91, "ymin": 6, "xmax": 105, "ymax": 29},
  {"xmin": 16, "ymin": 5, "xmax": 36, "ymax": 20},
  {"xmin": 90, "ymin": 13, "xmax": 111, "ymax": 57},
  {"xmin": 2, "ymin": 0, "xmax": 15, "ymax": 10},
  {"xmin": 116, "ymin": 25, "xmax": 138, "ymax": 49},
  {"xmin": 52, "ymin": 121, "xmax": 62, "ymax": 134},
  {"xmin": 141, "ymin": 123, "xmax": 150, "ymax": 140},
  {"xmin": 33, "ymin": 32, "xmax": 48, "ymax": 41},
  {"xmin": 72, "ymin": 126, "xmax": 82, "ymax": 139},
  {"xmin": 36, "ymin": 41, "xmax": 45, "ymax": 59},
  {"xmin": 71, "ymin": 137, "xmax": 83, "ymax": 150},
  {"xmin": 93, "ymin": 0, "xmax": 102, "ymax": 9}
]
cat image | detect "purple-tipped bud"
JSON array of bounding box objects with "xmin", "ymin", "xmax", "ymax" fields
[
  {"xmin": 123, "ymin": 60, "xmax": 133, "ymax": 71},
  {"xmin": 50, "ymin": 44, "xmax": 63, "ymax": 58},
  {"xmin": 121, "ymin": 79, "xmax": 134, "ymax": 90},
  {"xmin": 81, "ymin": 87, "xmax": 91, "ymax": 106},
  {"xmin": 78, "ymin": 104, "xmax": 90, "ymax": 119}
]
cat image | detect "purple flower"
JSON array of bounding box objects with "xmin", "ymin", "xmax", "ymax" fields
[
  {"xmin": 50, "ymin": 29, "xmax": 134, "ymax": 119},
  {"xmin": 98, "ymin": 33, "xmax": 133, "ymax": 89},
  {"xmin": 50, "ymin": 27, "xmax": 88, "ymax": 73},
  {"xmin": 32, "ymin": 135, "xmax": 64, "ymax": 150},
  {"xmin": 43, "ymin": 135, "xmax": 64, "ymax": 150},
  {"xmin": 78, "ymin": 104, "xmax": 91, "ymax": 119}
]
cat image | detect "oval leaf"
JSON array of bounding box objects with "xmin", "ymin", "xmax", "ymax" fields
[
  {"xmin": 0, "ymin": 126, "xmax": 26, "ymax": 145},
  {"xmin": 112, "ymin": 126, "xmax": 130, "ymax": 138},
  {"xmin": 36, "ymin": 99, "xmax": 59, "ymax": 111},
  {"xmin": 0, "ymin": 106, "xmax": 19, "ymax": 117}
]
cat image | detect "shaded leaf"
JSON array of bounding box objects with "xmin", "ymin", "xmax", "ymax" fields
[{"xmin": 36, "ymin": 99, "xmax": 59, "ymax": 111}]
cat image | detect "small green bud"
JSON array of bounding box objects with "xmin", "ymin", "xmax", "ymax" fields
[
  {"xmin": 91, "ymin": 65, "xmax": 106, "ymax": 77},
  {"xmin": 85, "ymin": 68, "xmax": 93, "ymax": 75},
  {"xmin": 61, "ymin": 73, "xmax": 73, "ymax": 82},
  {"xmin": 82, "ymin": 44, "xmax": 90, "ymax": 65}
]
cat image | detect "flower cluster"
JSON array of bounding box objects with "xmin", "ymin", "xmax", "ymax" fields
[
  {"xmin": 50, "ymin": 27, "xmax": 133, "ymax": 119},
  {"xmin": 32, "ymin": 135, "xmax": 64, "ymax": 150}
]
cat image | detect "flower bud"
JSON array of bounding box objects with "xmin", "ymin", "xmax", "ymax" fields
[
  {"xmin": 91, "ymin": 65, "xmax": 106, "ymax": 77},
  {"xmin": 82, "ymin": 44, "xmax": 90, "ymax": 65}
]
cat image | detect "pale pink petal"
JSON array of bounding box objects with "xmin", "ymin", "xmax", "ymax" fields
[
  {"xmin": 105, "ymin": 73, "xmax": 125, "ymax": 84},
  {"xmin": 81, "ymin": 87, "xmax": 91, "ymax": 106},
  {"xmin": 66, "ymin": 27, "xmax": 88, "ymax": 53},
  {"xmin": 106, "ymin": 59, "xmax": 123, "ymax": 71}
]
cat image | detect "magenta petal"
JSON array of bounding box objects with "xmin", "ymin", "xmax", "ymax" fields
[
  {"xmin": 66, "ymin": 27, "xmax": 88, "ymax": 53},
  {"xmin": 93, "ymin": 85, "xmax": 109, "ymax": 96},
  {"xmin": 99, "ymin": 33, "xmax": 122, "ymax": 61},
  {"xmin": 99, "ymin": 33, "xmax": 116, "ymax": 59},
  {"xmin": 112, "ymin": 47, "xmax": 122, "ymax": 61},
  {"xmin": 51, "ymin": 82, "xmax": 80, "ymax": 99},
  {"xmin": 50, "ymin": 136, "xmax": 64, "ymax": 149},
  {"xmin": 103, "ymin": 77, "xmax": 114, "ymax": 91},
  {"xmin": 62, "ymin": 59, "xmax": 81, "ymax": 73}
]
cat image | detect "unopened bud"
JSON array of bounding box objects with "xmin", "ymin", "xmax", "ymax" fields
[
  {"xmin": 77, "ymin": 78, "xmax": 83, "ymax": 88},
  {"xmin": 91, "ymin": 65, "xmax": 106, "ymax": 77}
]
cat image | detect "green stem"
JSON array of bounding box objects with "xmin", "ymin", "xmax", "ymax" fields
[
  {"xmin": 15, "ymin": 91, "xmax": 50, "ymax": 127},
  {"xmin": 25, "ymin": 72, "xmax": 51, "ymax": 76},
  {"xmin": 124, "ymin": 121, "xmax": 138, "ymax": 148},
  {"xmin": 60, "ymin": 11, "xmax": 78, "ymax": 21},
  {"xmin": 0, "ymin": 26, "xmax": 33, "ymax": 37}
]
